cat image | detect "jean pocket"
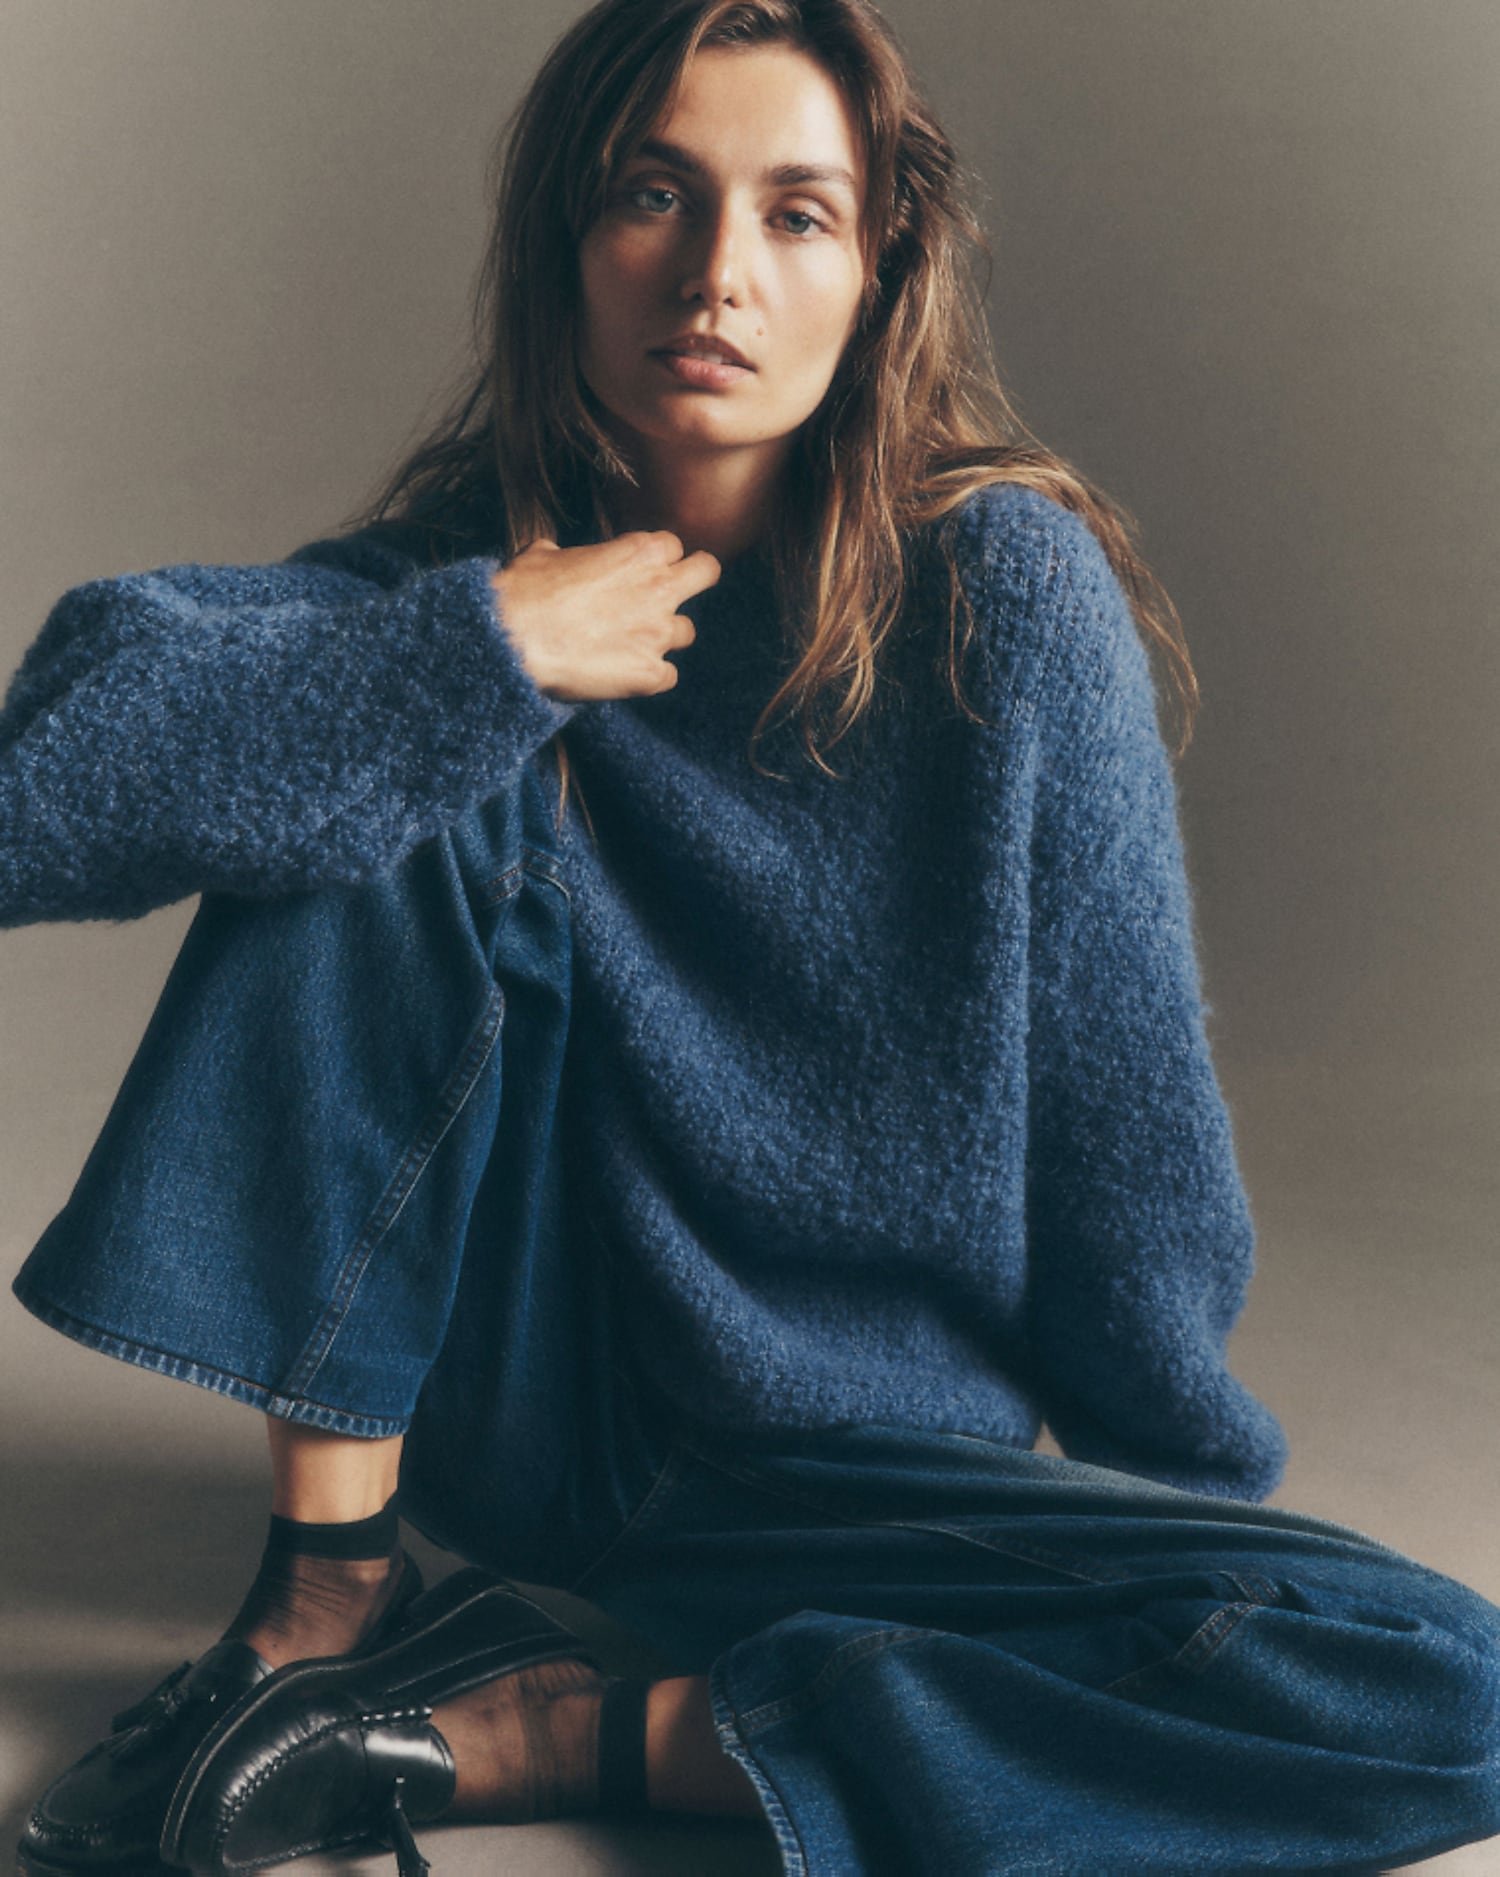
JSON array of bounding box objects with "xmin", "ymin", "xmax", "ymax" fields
[{"xmin": 1098, "ymin": 1571, "xmax": 1279, "ymax": 1704}]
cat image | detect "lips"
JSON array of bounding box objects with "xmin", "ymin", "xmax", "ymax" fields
[{"xmin": 652, "ymin": 331, "xmax": 755, "ymax": 370}]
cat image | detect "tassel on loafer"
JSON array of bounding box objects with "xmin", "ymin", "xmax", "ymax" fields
[
  {"xmin": 161, "ymin": 1567, "xmax": 602, "ymax": 1877},
  {"xmin": 15, "ymin": 1555, "xmax": 423, "ymax": 1877},
  {"xmin": 17, "ymin": 1640, "xmax": 277, "ymax": 1877}
]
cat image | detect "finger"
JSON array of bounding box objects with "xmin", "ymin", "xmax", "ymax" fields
[
  {"xmin": 668, "ymin": 612, "xmax": 698, "ymax": 650},
  {"xmin": 671, "ymin": 549, "xmax": 722, "ymax": 599},
  {"xmin": 608, "ymin": 529, "xmax": 682, "ymax": 560}
]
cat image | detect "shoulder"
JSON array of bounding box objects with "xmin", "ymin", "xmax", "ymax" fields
[
  {"xmin": 285, "ymin": 476, "xmax": 507, "ymax": 589},
  {"xmin": 936, "ymin": 480, "xmax": 1153, "ymax": 732},
  {"xmin": 285, "ymin": 518, "xmax": 477, "ymax": 589},
  {"xmin": 949, "ymin": 480, "xmax": 1109, "ymax": 587}
]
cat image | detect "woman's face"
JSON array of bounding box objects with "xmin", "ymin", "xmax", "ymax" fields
[{"xmin": 576, "ymin": 43, "xmax": 868, "ymax": 486}]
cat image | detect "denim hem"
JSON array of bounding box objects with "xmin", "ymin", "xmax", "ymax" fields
[
  {"xmin": 11, "ymin": 1279, "xmax": 411, "ymax": 1439},
  {"xmin": 708, "ymin": 1657, "xmax": 806, "ymax": 1877}
]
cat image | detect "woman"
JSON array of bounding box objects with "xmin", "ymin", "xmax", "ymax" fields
[{"xmin": 7, "ymin": 0, "xmax": 1500, "ymax": 1872}]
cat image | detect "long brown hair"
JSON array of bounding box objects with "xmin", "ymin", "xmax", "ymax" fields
[{"xmin": 364, "ymin": 0, "xmax": 1196, "ymax": 810}]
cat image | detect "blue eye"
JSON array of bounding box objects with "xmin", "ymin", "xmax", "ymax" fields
[{"xmin": 628, "ymin": 186, "xmax": 679, "ymax": 214}]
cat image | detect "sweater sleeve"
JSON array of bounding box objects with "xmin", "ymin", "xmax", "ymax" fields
[
  {"xmin": 1004, "ymin": 494, "xmax": 1287, "ymax": 1501},
  {"xmin": 0, "ymin": 528, "xmax": 577, "ymax": 926}
]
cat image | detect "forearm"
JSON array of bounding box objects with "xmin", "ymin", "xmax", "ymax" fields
[{"xmin": 0, "ymin": 545, "xmax": 577, "ymax": 926}]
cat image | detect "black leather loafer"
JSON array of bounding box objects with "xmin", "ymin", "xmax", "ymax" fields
[
  {"xmin": 161, "ymin": 1567, "xmax": 601, "ymax": 1877},
  {"xmin": 17, "ymin": 1556, "xmax": 423, "ymax": 1877},
  {"xmin": 17, "ymin": 1639, "xmax": 276, "ymax": 1877}
]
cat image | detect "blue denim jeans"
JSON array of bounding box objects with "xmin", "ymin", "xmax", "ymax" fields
[{"xmin": 15, "ymin": 763, "xmax": 1500, "ymax": 1875}]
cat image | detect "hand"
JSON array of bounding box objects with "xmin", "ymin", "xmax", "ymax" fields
[{"xmin": 491, "ymin": 532, "xmax": 720, "ymax": 702}]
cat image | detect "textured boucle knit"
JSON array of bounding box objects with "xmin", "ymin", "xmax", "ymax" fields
[{"xmin": 1, "ymin": 484, "xmax": 1287, "ymax": 1500}]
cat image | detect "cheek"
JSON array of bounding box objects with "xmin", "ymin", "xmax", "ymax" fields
[
  {"xmin": 785, "ymin": 249, "xmax": 865, "ymax": 343},
  {"xmin": 792, "ymin": 273, "xmax": 866, "ymax": 380},
  {"xmin": 578, "ymin": 239, "xmax": 639, "ymax": 352},
  {"xmin": 579, "ymin": 251, "xmax": 610, "ymax": 320}
]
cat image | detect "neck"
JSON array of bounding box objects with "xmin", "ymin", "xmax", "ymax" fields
[{"xmin": 610, "ymin": 442, "xmax": 789, "ymax": 563}]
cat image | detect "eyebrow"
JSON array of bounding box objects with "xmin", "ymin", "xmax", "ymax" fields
[{"xmin": 629, "ymin": 137, "xmax": 860, "ymax": 196}]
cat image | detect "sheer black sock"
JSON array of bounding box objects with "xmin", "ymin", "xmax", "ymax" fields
[
  {"xmin": 224, "ymin": 1494, "xmax": 408, "ymax": 1669},
  {"xmin": 434, "ymin": 1665, "xmax": 653, "ymax": 1823},
  {"xmin": 597, "ymin": 1678, "xmax": 652, "ymax": 1813}
]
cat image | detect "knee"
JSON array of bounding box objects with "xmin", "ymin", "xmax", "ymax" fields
[{"xmin": 1301, "ymin": 1566, "xmax": 1500, "ymax": 1827}]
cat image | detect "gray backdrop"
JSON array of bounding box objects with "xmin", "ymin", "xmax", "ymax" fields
[{"xmin": 2, "ymin": 2, "xmax": 1496, "ymax": 1590}]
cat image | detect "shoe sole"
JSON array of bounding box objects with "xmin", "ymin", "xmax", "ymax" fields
[
  {"xmin": 160, "ymin": 1568, "xmax": 596, "ymax": 1871},
  {"xmin": 17, "ymin": 1852, "xmax": 172, "ymax": 1877}
]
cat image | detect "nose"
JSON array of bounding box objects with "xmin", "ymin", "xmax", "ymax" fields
[{"xmin": 679, "ymin": 201, "xmax": 749, "ymax": 309}]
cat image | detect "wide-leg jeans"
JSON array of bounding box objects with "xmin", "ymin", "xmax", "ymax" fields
[{"xmin": 15, "ymin": 761, "xmax": 1500, "ymax": 1876}]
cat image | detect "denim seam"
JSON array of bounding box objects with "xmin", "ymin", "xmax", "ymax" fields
[
  {"xmin": 10, "ymin": 1285, "xmax": 408, "ymax": 1438},
  {"xmin": 564, "ymin": 1441, "xmax": 692, "ymax": 1600},
  {"xmin": 708, "ymin": 1660, "xmax": 808, "ymax": 1877},
  {"xmin": 277, "ymin": 982, "xmax": 507, "ymax": 1407},
  {"xmin": 1100, "ymin": 1578, "xmax": 1279, "ymax": 1698},
  {"xmin": 891, "ymin": 1518, "xmax": 1111, "ymax": 1585},
  {"xmin": 1226, "ymin": 1569, "xmax": 1281, "ymax": 1607},
  {"xmin": 736, "ymin": 1625, "xmax": 936, "ymax": 1735},
  {"xmin": 677, "ymin": 1438, "xmax": 1111, "ymax": 1586},
  {"xmin": 525, "ymin": 847, "xmax": 570, "ymax": 896},
  {"xmin": 479, "ymin": 860, "xmax": 525, "ymax": 905},
  {"xmin": 480, "ymin": 845, "xmax": 570, "ymax": 906}
]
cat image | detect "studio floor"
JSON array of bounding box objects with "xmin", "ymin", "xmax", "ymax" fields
[{"xmin": 2, "ymin": 1049, "xmax": 1497, "ymax": 1875}]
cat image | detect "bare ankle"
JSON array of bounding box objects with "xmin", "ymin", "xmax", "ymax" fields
[
  {"xmin": 645, "ymin": 1676, "xmax": 761, "ymax": 1818},
  {"xmin": 266, "ymin": 1420, "xmax": 404, "ymax": 1522}
]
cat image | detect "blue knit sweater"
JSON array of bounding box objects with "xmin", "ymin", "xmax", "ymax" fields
[{"xmin": 0, "ymin": 484, "xmax": 1287, "ymax": 1500}]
